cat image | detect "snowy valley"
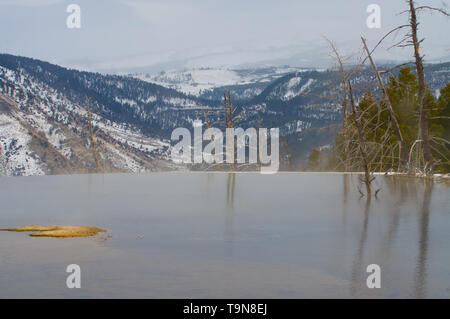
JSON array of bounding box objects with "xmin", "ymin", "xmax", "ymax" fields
[{"xmin": 1, "ymin": 54, "xmax": 448, "ymax": 175}]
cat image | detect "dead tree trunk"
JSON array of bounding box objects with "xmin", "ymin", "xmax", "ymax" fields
[
  {"xmin": 349, "ymin": 81, "xmax": 371, "ymax": 197},
  {"xmin": 223, "ymin": 92, "xmax": 235, "ymax": 170},
  {"xmin": 408, "ymin": 0, "xmax": 433, "ymax": 173},
  {"xmin": 361, "ymin": 37, "xmax": 407, "ymax": 171},
  {"xmin": 227, "ymin": 90, "xmax": 234, "ymax": 128},
  {"xmin": 280, "ymin": 136, "xmax": 292, "ymax": 170},
  {"xmin": 326, "ymin": 38, "xmax": 350, "ymax": 171},
  {"xmin": 326, "ymin": 38, "xmax": 348, "ymax": 118},
  {"xmin": 87, "ymin": 105, "xmax": 99, "ymax": 172},
  {"xmin": 224, "ymin": 93, "xmax": 229, "ymax": 128}
]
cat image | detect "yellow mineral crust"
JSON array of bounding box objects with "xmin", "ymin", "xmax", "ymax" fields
[{"xmin": 0, "ymin": 225, "xmax": 106, "ymax": 238}]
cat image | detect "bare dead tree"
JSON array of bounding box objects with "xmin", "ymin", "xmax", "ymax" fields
[
  {"xmin": 223, "ymin": 92, "xmax": 235, "ymax": 170},
  {"xmin": 325, "ymin": 38, "xmax": 351, "ymax": 172},
  {"xmin": 325, "ymin": 37, "xmax": 348, "ymax": 118},
  {"xmin": 327, "ymin": 52, "xmax": 397, "ymax": 194},
  {"xmin": 202, "ymin": 109, "xmax": 211, "ymax": 129},
  {"xmin": 280, "ymin": 136, "xmax": 292, "ymax": 170},
  {"xmin": 223, "ymin": 93, "xmax": 229, "ymax": 129},
  {"xmin": 366, "ymin": 1, "xmax": 449, "ymax": 174},
  {"xmin": 361, "ymin": 37, "xmax": 407, "ymax": 171},
  {"xmin": 201, "ymin": 109, "xmax": 225, "ymax": 170},
  {"xmin": 227, "ymin": 90, "xmax": 234, "ymax": 128},
  {"xmin": 409, "ymin": 0, "xmax": 432, "ymax": 173},
  {"xmin": 322, "ymin": 0, "xmax": 448, "ymax": 195},
  {"xmin": 348, "ymin": 80, "xmax": 372, "ymax": 197},
  {"xmin": 202, "ymin": 91, "xmax": 242, "ymax": 171},
  {"xmin": 86, "ymin": 98, "xmax": 99, "ymax": 172},
  {"xmin": 407, "ymin": 1, "xmax": 449, "ymax": 173}
]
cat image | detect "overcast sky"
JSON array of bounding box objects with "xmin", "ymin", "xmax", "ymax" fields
[{"xmin": 0, "ymin": 0, "xmax": 449, "ymax": 73}]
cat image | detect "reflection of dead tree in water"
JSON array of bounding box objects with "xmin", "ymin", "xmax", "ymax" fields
[
  {"xmin": 377, "ymin": 177, "xmax": 416, "ymax": 272},
  {"xmin": 224, "ymin": 173, "xmax": 236, "ymax": 259},
  {"xmin": 338, "ymin": 175, "xmax": 350, "ymax": 258},
  {"xmin": 341, "ymin": 175, "xmax": 349, "ymax": 237},
  {"xmin": 414, "ymin": 180, "xmax": 433, "ymax": 298},
  {"xmin": 342, "ymin": 174, "xmax": 349, "ymax": 204},
  {"xmin": 350, "ymin": 196, "xmax": 371, "ymax": 297},
  {"xmin": 226, "ymin": 173, "xmax": 236, "ymax": 208},
  {"xmin": 383, "ymin": 178, "xmax": 407, "ymax": 257}
]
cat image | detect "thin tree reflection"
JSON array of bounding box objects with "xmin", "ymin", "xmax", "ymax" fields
[
  {"xmin": 414, "ymin": 180, "xmax": 433, "ymax": 298},
  {"xmin": 226, "ymin": 173, "xmax": 236, "ymax": 209},
  {"xmin": 225, "ymin": 173, "xmax": 236, "ymax": 257},
  {"xmin": 350, "ymin": 196, "xmax": 371, "ymax": 297},
  {"xmin": 343, "ymin": 174, "xmax": 349, "ymax": 204},
  {"xmin": 382, "ymin": 177, "xmax": 407, "ymax": 262}
]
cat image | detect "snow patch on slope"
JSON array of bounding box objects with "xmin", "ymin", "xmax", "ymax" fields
[
  {"xmin": 133, "ymin": 67, "xmax": 318, "ymax": 97},
  {"xmin": 135, "ymin": 69, "xmax": 242, "ymax": 96},
  {"xmin": 0, "ymin": 113, "xmax": 45, "ymax": 176}
]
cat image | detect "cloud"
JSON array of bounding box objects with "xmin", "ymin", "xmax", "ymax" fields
[{"xmin": 1, "ymin": 0, "xmax": 448, "ymax": 73}]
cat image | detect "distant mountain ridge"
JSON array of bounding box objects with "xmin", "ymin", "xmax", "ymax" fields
[
  {"xmin": 0, "ymin": 54, "xmax": 182, "ymax": 175},
  {"xmin": 0, "ymin": 53, "xmax": 448, "ymax": 175},
  {"xmin": 133, "ymin": 67, "xmax": 320, "ymax": 100}
]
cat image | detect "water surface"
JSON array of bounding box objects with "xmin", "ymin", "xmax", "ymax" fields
[{"xmin": 0, "ymin": 173, "xmax": 449, "ymax": 298}]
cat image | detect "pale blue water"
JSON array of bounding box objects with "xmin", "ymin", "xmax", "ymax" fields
[{"xmin": 0, "ymin": 173, "xmax": 449, "ymax": 298}]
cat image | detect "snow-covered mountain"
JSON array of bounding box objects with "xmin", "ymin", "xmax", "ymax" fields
[
  {"xmin": 1, "ymin": 53, "xmax": 448, "ymax": 175},
  {"xmin": 0, "ymin": 56, "xmax": 183, "ymax": 176}
]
